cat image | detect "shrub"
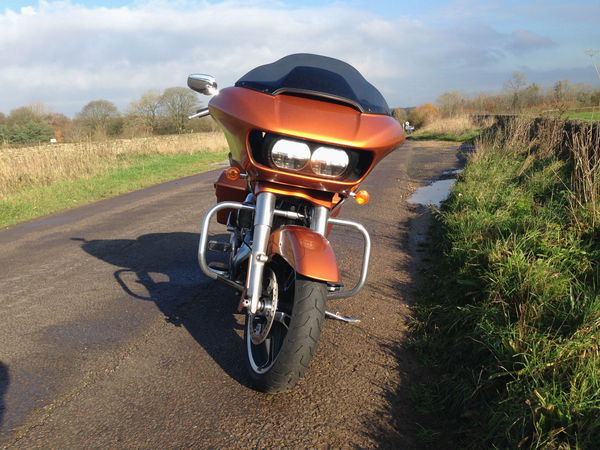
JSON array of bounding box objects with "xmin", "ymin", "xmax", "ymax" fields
[{"xmin": 408, "ymin": 103, "xmax": 441, "ymax": 128}]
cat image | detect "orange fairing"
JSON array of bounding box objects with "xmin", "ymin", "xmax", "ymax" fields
[
  {"xmin": 270, "ymin": 225, "xmax": 340, "ymax": 283},
  {"xmin": 209, "ymin": 87, "xmax": 405, "ymax": 194},
  {"xmin": 255, "ymin": 182, "xmax": 340, "ymax": 209},
  {"xmin": 214, "ymin": 169, "xmax": 249, "ymax": 224}
]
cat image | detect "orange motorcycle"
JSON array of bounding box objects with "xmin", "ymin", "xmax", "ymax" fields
[{"xmin": 188, "ymin": 54, "xmax": 404, "ymax": 393}]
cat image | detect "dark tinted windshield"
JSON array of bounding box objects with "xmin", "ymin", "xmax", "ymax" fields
[{"xmin": 235, "ymin": 54, "xmax": 391, "ymax": 115}]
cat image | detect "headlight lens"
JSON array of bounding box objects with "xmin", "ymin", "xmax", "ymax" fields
[
  {"xmin": 270, "ymin": 139, "xmax": 311, "ymax": 170},
  {"xmin": 310, "ymin": 146, "xmax": 349, "ymax": 177}
]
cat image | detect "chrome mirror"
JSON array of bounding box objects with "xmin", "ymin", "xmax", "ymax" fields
[{"xmin": 187, "ymin": 74, "xmax": 219, "ymax": 96}]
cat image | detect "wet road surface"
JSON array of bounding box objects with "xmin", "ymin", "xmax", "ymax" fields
[{"xmin": 0, "ymin": 140, "xmax": 460, "ymax": 448}]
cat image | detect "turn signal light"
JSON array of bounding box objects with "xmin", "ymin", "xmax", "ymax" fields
[
  {"xmin": 225, "ymin": 167, "xmax": 241, "ymax": 180},
  {"xmin": 354, "ymin": 190, "xmax": 370, "ymax": 205}
]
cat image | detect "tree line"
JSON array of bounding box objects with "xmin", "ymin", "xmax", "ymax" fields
[
  {"xmin": 393, "ymin": 75, "xmax": 600, "ymax": 128},
  {"xmin": 4, "ymin": 74, "xmax": 599, "ymax": 146},
  {"xmin": 0, "ymin": 87, "xmax": 217, "ymax": 146}
]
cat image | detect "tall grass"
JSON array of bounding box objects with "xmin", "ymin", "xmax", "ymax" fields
[
  {"xmin": 0, "ymin": 132, "xmax": 229, "ymax": 227},
  {"xmin": 409, "ymin": 114, "xmax": 494, "ymax": 142},
  {"xmin": 0, "ymin": 132, "xmax": 227, "ymax": 197},
  {"xmin": 411, "ymin": 117, "xmax": 600, "ymax": 448},
  {"xmin": 570, "ymin": 125, "xmax": 600, "ymax": 225},
  {"xmin": 421, "ymin": 115, "xmax": 480, "ymax": 135}
]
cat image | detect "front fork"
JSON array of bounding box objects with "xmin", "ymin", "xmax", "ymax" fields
[
  {"xmin": 244, "ymin": 193, "xmax": 330, "ymax": 314},
  {"xmin": 244, "ymin": 192, "xmax": 276, "ymax": 314}
]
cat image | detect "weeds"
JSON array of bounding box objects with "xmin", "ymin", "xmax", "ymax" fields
[
  {"xmin": 411, "ymin": 117, "xmax": 600, "ymax": 448},
  {"xmin": 569, "ymin": 124, "xmax": 600, "ymax": 225},
  {"xmin": 409, "ymin": 115, "xmax": 494, "ymax": 142}
]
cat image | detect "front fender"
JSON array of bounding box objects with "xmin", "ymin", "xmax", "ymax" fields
[{"xmin": 269, "ymin": 225, "xmax": 340, "ymax": 283}]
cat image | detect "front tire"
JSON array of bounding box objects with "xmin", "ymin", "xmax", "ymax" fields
[{"xmin": 244, "ymin": 259, "xmax": 327, "ymax": 393}]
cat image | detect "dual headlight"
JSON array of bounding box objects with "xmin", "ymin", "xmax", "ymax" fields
[{"xmin": 270, "ymin": 138, "xmax": 349, "ymax": 177}]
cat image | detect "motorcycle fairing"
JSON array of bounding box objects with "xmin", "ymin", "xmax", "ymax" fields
[
  {"xmin": 209, "ymin": 87, "xmax": 404, "ymax": 193},
  {"xmin": 214, "ymin": 170, "xmax": 249, "ymax": 224},
  {"xmin": 254, "ymin": 181, "xmax": 340, "ymax": 209}
]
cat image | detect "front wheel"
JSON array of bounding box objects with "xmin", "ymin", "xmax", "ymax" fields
[{"xmin": 244, "ymin": 258, "xmax": 327, "ymax": 393}]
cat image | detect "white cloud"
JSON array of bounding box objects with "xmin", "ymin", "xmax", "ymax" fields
[{"xmin": 0, "ymin": 0, "xmax": 596, "ymax": 115}]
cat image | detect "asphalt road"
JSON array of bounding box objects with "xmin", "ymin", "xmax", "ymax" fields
[{"xmin": 0, "ymin": 140, "xmax": 461, "ymax": 448}]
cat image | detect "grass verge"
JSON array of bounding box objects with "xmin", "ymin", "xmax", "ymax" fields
[
  {"xmin": 410, "ymin": 119, "xmax": 600, "ymax": 448},
  {"xmin": 565, "ymin": 111, "xmax": 600, "ymax": 121},
  {"xmin": 0, "ymin": 151, "xmax": 227, "ymax": 228},
  {"xmin": 408, "ymin": 130, "xmax": 482, "ymax": 142}
]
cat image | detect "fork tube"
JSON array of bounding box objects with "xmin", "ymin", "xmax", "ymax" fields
[
  {"xmin": 310, "ymin": 205, "xmax": 329, "ymax": 236},
  {"xmin": 247, "ymin": 192, "xmax": 276, "ymax": 314}
]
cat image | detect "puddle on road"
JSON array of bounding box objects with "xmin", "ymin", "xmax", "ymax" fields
[
  {"xmin": 441, "ymin": 169, "xmax": 463, "ymax": 176},
  {"xmin": 407, "ymin": 169, "xmax": 463, "ymax": 208}
]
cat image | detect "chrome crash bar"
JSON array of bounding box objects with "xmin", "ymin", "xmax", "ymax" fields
[
  {"xmin": 326, "ymin": 217, "xmax": 371, "ymax": 299},
  {"xmin": 198, "ymin": 201, "xmax": 372, "ymax": 300}
]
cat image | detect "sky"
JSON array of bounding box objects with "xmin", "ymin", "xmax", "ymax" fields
[{"xmin": 1, "ymin": 0, "xmax": 599, "ymax": 116}]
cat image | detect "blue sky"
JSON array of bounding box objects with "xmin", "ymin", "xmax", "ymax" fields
[{"xmin": 1, "ymin": 0, "xmax": 599, "ymax": 115}]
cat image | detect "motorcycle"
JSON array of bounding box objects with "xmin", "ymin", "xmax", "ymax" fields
[{"xmin": 188, "ymin": 54, "xmax": 405, "ymax": 393}]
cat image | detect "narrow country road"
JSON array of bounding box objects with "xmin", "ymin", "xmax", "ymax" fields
[{"xmin": 0, "ymin": 140, "xmax": 460, "ymax": 448}]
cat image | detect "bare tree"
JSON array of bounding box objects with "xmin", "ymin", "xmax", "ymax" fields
[
  {"xmin": 7, "ymin": 106, "xmax": 40, "ymax": 127},
  {"xmin": 522, "ymin": 83, "xmax": 541, "ymax": 108},
  {"xmin": 127, "ymin": 90, "xmax": 163, "ymax": 133},
  {"xmin": 77, "ymin": 100, "xmax": 120, "ymax": 134},
  {"xmin": 436, "ymin": 91, "xmax": 465, "ymax": 116},
  {"xmin": 552, "ymin": 80, "xmax": 570, "ymax": 102},
  {"xmin": 504, "ymin": 72, "xmax": 527, "ymax": 112},
  {"xmin": 26, "ymin": 102, "xmax": 53, "ymax": 116},
  {"xmin": 159, "ymin": 87, "xmax": 200, "ymax": 133},
  {"xmin": 392, "ymin": 107, "xmax": 408, "ymax": 124},
  {"xmin": 550, "ymin": 79, "xmax": 572, "ymax": 115}
]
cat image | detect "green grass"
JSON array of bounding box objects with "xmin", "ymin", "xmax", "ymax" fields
[
  {"xmin": 410, "ymin": 143, "xmax": 600, "ymax": 447},
  {"xmin": 565, "ymin": 111, "xmax": 600, "ymax": 121},
  {"xmin": 408, "ymin": 130, "xmax": 482, "ymax": 142},
  {"xmin": 0, "ymin": 151, "xmax": 227, "ymax": 228}
]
